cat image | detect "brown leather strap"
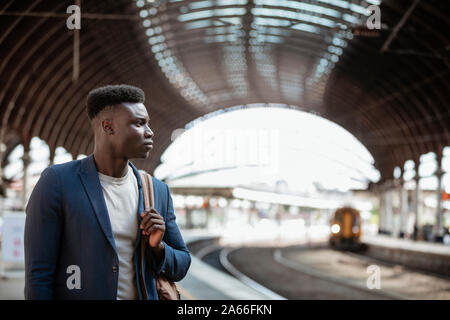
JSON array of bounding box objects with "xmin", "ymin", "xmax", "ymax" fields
[
  {"xmin": 146, "ymin": 173, "xmax": 155, "ymax": 208},
  {"xmin": 139, "ymin": 171, "xmax": 155, "ymax": 300},
  {"xmin": 139, "ymin": 171, "xmax": 180, "ymax": 300},
  {"xmin": 140, "ymin": 171, "xmax": 154, "ymax": 210}
]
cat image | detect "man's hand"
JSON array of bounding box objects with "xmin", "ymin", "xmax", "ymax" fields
[{"xmin": 140, "ymin": 208, "xmax": 165, "ymax": 248}]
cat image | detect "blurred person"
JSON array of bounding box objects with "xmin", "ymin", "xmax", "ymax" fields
[{"xmin": 24, "ymin": 84, "xmax": 191, "ymax": 299}]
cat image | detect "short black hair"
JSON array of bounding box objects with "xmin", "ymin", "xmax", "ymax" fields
[{"xmin": 86, "ymin": 84, "xmax": 145, "ymax": 119}]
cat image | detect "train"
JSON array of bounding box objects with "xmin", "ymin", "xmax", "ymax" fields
[{"xmin": 329, "ymin": 207, "xmax": 362, "ymax": 250}]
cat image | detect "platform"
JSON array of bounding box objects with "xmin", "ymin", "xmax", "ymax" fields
[
  {"xmin": 0, "ymin": 229, "xmax": 278, "ymax": 300},
  {"xmin": 361, "ymin": 235, "xmax": 450, "ymax": 277},
  {"xmin": 178, "ymin": 229, "xmax": 282, "ymax": 300}
]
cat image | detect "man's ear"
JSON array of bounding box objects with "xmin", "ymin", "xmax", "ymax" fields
[{"xmin": 101, "ymin": 119, "xmax": 114, "ymax": 135}]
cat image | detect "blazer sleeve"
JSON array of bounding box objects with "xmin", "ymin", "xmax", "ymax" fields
[
  {"xmin": 24, "ymin": 167, "xmax": 63, "ymax": 300},
  {"xmin": 149, "ymin": 183, "xmax": 191, "ymax": 282}
]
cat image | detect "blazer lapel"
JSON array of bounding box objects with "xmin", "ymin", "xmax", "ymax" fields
[{"xmin": 78, "ymin": 154, "xmax": 117, "ymax": 255}]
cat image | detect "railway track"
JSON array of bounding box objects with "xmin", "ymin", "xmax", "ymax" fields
[{"xmin": 188, "ymin": 240, "xmax": 409, "ymax": 300}]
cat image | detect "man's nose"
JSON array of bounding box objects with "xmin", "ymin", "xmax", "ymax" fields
[{"xmin": 144, "ymin": 127, "xmax": 154, "ymax": 138}]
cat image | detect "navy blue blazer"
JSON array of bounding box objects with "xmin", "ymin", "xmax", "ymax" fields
[{"xmin": 24, "ymin": 154, "xmax": 191, "ymax": 299}]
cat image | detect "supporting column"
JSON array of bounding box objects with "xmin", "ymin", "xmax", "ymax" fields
[
  {"xmin": 204, "ymin": 196, "xmax": 211, "ymax": 229},
  {"xmin": 185, "ymin": 206, "xmax": 193, "ymax": 229},
  {"xmin": 385, "ymin": 187, "xmax": 393, "ymax": 236},
  {"xmin": 378, "ymin": 184, "xmax": 385, "ymax": 234},
  {"xmin": 22, "ymin": 149, "xmax": 31, "ymax": 210},
  {"xmin": 378, "ymin": 181, "xmax": 394, "ymax": 235},
  {"xmin": 399, "ymin": 169, "xmax": 408, "ymax": 238},
  {"xmin": 412, "ymin": 158, "xmax": 420, "ymax": 240},
  {"xmin": 399, "ymin": 181, "xmax": 408, "ymax": 238},
  {"xmin": 0, "ymin": 143, "xmax": 5, "ymax": 195},
  {"xmin": 434, "ymin": 148, "xmax": 444, "ymax": 241}
]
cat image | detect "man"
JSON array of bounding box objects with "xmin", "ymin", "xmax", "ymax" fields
[{"xmin": 24, "ymin": 84, "xmax": 191, "ymax": 299}]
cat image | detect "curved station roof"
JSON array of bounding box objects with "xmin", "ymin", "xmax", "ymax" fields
[{"xmin": 0, "ymin": 0, "xmax": 449, "ymax": 180}]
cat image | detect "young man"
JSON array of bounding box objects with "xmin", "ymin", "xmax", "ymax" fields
[{"xmin": 24, "ymin": 84, "xmax": 191, "ymax": 299}]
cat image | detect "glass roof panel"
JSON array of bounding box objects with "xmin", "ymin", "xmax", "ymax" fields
[
  {"xmin": 178, "ymin": 8, "xmax": 247, "ymax": 22},
  {"xmin": 136, "ymin": 0, "xmax": 382, "ymax": 109}
]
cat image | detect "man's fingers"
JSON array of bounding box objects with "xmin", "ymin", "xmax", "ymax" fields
[
  {"xmin": 140, "ymin": 214, "xmax": 151, "ymax": 228},
  {"xmin": 140, "ymin": 211, "xmax": 162, "ymax": 228},
  {"xmin": 140, "ymin": 208, "xmax": 152, "ymax": 214},
  {"xmin": 140, "ymin": 206, "xmax": 163, "ymax": 233},
  {"xmin": 147, "ymin": 212, "xmax": 161, "ymax": 218},
  {"xmin": 142, "ymin": 224, "xmax": 165, "ymax": 235},
  {"xmin": 148, "ymin": 224, "xmax": 165, "ymax": 234},
  {"xmin": 140, "ymin": 211, "xmax": 161, "ymax": 218},
  {"xmin": 142, "ymin": 217, "xmax": 164, "ymax": 231}
]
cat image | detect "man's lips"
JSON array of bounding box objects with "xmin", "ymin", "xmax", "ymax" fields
[{"xmin": 144, "ymin": 142, "xmax": 153, "ymax": 149}]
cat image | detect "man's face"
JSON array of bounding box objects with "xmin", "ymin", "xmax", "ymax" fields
[{"xmin": 108, "ymin": 102, "xmax": 154, "ymax": 159}]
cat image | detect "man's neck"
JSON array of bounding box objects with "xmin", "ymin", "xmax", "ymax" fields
[{"xmin": 93, "ymin": 150, "xmax": 129, "ymax": 178}]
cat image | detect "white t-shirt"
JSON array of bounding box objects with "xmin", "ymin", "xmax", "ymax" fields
[{"xmin": 98, "ymin": 165, "xmax": 139, "ymax": 300}]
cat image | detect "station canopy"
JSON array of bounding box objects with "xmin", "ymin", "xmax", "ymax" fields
[{"xmin": 0, "ymin": 0, "xmax": 449, "ymax": 181}]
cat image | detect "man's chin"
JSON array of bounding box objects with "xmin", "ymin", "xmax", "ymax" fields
[
  {"xmin": 140, "ymin": 151, "xmax": 151, "ymax": 159},
  {"xmin": 130, "ymin": 150, "xmax": 151, "ymax": 159}
]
